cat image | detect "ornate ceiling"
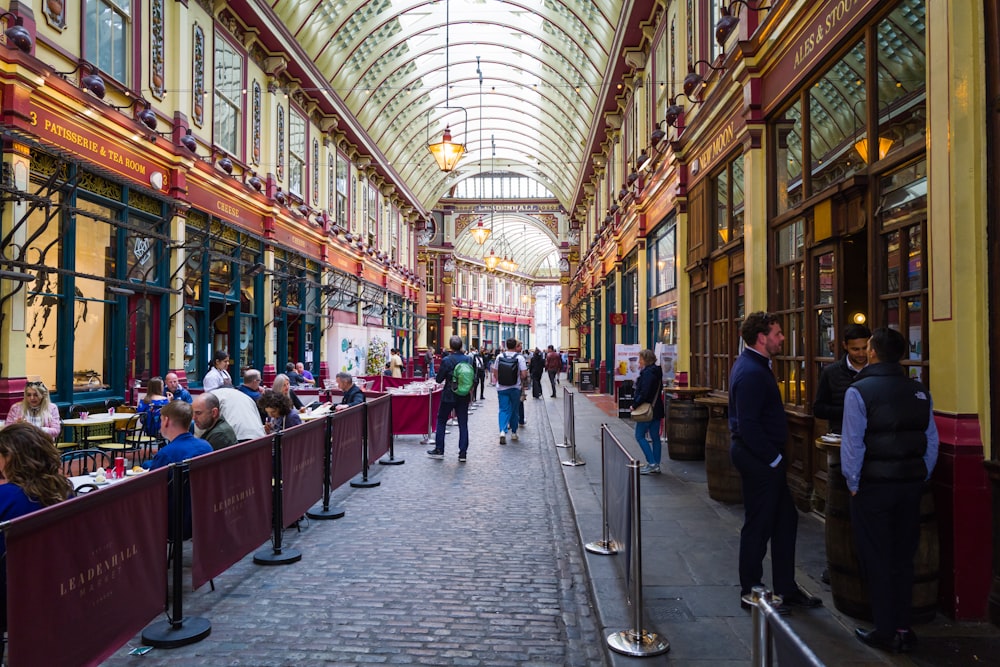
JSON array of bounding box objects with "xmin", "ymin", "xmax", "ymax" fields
[{"xmin": 270, "ymin": 0, "xmax": 634, "ymax": 279}]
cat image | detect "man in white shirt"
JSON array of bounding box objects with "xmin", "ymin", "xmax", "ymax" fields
[
  {"xmin": 210, "ymin": 387, "xmax": 266, "ymax": 442},
  {"xmin": 491, "ymin": 337, "xmax": 527, "ymax": 444}
]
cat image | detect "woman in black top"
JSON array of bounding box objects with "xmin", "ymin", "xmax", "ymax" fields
[{"xmin": 632, "ymin": 349, "xmax": 666, "ymax": 474}]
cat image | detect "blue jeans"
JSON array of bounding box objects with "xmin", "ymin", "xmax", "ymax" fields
[
  {"xmin": 435, "ymin": 399, "xmax": 469, "ymax": 454},
  {"xmin": 497, "ymin": 387, "xmax": 521, "ymax": 434},
  {"xmin": 634, "ymin": 419, "xmax": 662, "ymax": 465}
]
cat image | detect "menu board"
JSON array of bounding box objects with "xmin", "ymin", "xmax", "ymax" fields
[{"xmin": 577, "ymin": 369, "xmax": 596, "ymax": 392}]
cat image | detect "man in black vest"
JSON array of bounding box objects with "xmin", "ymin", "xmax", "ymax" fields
[
  {"xmin": 842, "ymin": 327, "xmax": 939, "ymax": 653},
  {"xmin": 813, "ymin": 323, "xmax": 871, "ymax": 434}
]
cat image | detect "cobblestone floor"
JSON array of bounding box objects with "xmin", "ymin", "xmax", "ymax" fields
[{"xmin": 103, "ymin": 392, "xmax": 607, "ymax": 667}]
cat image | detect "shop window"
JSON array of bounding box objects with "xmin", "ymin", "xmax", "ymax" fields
[
  {"xmin": 213, "ymin": 35, "xmax": 243, "ymax": 156},
  {"xmin": 809, "ymin": 40, "xmax": 866, "ymax": 193},
  {"xmin": 712, "ymin": 153, "xmax": 745, "ymax": 248},
  {"xmin": 876, "ymin": 0, "xmax": 927, "ymax": 161},
  {"xmin": 84, "ymin": 0, "xmax": 129, "ymax": 83},
  {"xmin": 289, "ymin": 110, "xmax": 306, "ymax": 197},
  {"xmin": 652, "ymin": 221, "xmax": 676, "ymax": 295},
  {"xmin": 814, "ymin": 252, "xmax": 836, "ymax": 359},
  {"xmin": 878, "ymin": 159, "xmax": 928, "ymax": 383},
  {"xmin": 367, "ymin": 183, "xmax": 378, "ymax": 243},
  {"xmin": 25, "ymin": 191, "xmax": 64, "ymax": 390},
  {"xmin": 773, "ymin": 219, "xmax": 806, "ymax": 406},
  {"xmin": 774, "ymin": 100, "xmax": 804, "ymax": 215},
  {"xmin": 72, "ymin": 200, "xmax": 116, "ymax": 393},
  {"xmin": 690, "ymin": 289, "xmax": 709, "ymax": 387}
]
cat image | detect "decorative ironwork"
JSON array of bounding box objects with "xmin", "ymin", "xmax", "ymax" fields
[
  {"xmin": 129, "ymin": 191, "xmax": 161, "ymax": 216},
  {"xmin": 312, "ymin": 138, "xmax": 320, "ymax": 206},
  {"xmin": 252, "ymin": 81, "xmax": 262, "ymax": 165},
  {"xmin": 276, "ymin": 104, "xmax": 285, "ymax": 181},
  {"xmin": 78, "ymin": 172, "xmax": 122, "ymax": 199},
  {"xmin": 327, "ymin": 150, "xmax": 335, "ymax": 218},
  {"xmin": 150, "ymin": 0, "xmax": 165, "ymax": 99},
  {"xmin": 193, "ymin": 25, "xmax": 205, "ymax": 126},
  {"xmin": 29, "ymin": 152, "xmax": 66, "ymax": 179}
]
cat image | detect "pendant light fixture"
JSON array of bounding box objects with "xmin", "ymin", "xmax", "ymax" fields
[{"xmin": 427, "ymin": 0, "xmax": 465, "ymax": 172}]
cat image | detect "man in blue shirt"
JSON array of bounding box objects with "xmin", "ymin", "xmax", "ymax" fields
[
  {"xmin": 237, "ymin": 369, "xmax": 264, "ymax": 402},
  {"xmin": 145, "ymin": 400, "xmax": 213, "ymax": 470},
  {"xmin": 164, "ymin": 372, "xmax": 193, "ymax": 404},
  {"xmin": 729, "ymin": 312, "xmax": 821, "ymax": 614},
  {"xmin": 841, "ymin": 327, "xmax": 938, "ymax": 653},
  {"xmin": 427, "ymin": 336, "xmax": 472, "ymax": 462}
]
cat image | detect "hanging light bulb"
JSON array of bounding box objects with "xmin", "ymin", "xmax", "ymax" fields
[
  {"xmin": 469, "ymin": 217, "xmax": 491, "ymax": 244},
  {"xmin": 484, "ymin": 247, "xmax": 500, "ymax": 271}
]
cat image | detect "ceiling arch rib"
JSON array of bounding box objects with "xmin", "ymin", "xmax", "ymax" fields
[
  {"xmin": 269, "ymin": 0, "xmax": 631, "ymax": 280},
  {"xmin": 452, "ymin": 213, "xmax": 561, "ymax": 277}
]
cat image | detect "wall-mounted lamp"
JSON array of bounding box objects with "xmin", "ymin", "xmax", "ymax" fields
[
  {"xmin": 715, "ymin": 1, "xmax": 772, "ymax": 49},
  {"xmin": 850, "ymin": 311, "xmax": 867, "ymax": 325},
  {"xmin": 54, "ymin": 61, "xmax": 106, "ymax": 99},
  {"xmin": 1, "ymin": 12, "xmax": 32, "ymax": 53},
  {"xmin": 636, "ymin": 149, "xmax": 652, "ymax": 172},
  {"xmin": 246, "ymin": 170, "xmax": 263, "ymax": 192},
  {"xmin": 112, "ymin": 97, "xmax": 157, "ymax": 131},
  {"xmin": 650, "ymin": 121, "xmax": 667, "ymax": 147},
  {"xmin": 664, "ymin": 95, "xmax": 686, "ymax": 128},
  {"xmin": 683, "ymin": 60, "xmax": 726, "ymax": 103},
  {"xmin": 275, "ymin": 188, "xmax": 288, "ymax": 206},
  {"xmin": 618, "ymin": 184, "xmax": 629, "ymax": 201}
]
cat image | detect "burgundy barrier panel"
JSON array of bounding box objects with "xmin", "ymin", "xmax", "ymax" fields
[
  {"xmin": 4, "ymin": 468, "xmax": 170, "ymax": 667},
  {"xmin": 361, "ymin": 376, "xmax": 423, "ymax": 391},
  {"xmin": 330, "ymin": 405, "xmax": 365, "ymax": 489},
  {"xmin": 391, "ymin": 388, "xmax": 443, "ymax": 435},
  {"xmin": 280, "ymin": 418, "xmax": 326, "ymax": 527},
  {"xmin": 189, "ymin": 436, "xmax": 273, "ymax": 590},
  {"xmin": 366, "ymin": 394, "xmax": 393, "ymax": 465}
]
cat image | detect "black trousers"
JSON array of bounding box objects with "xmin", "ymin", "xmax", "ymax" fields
[
  {"xmin": 531, "ymin": 374, "xmax": 543, "ymax": 398},
  {"xmin": 547, "ymin": 370, "xmax": 558, "ymax": 395},
  {"xmin": 475, "ymin": 371, "xmax": 486, "ymax": 399},
  {"xmin": 850, "ymin": 480, "xmax": 923, "ymax": 634},
  {"xmin": 732, "ymin": 444, "xmax": 798, "ymax": 596}
]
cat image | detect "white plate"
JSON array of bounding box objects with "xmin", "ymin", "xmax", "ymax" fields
[
  {"xmin": 125, "ymin": 469, "xmax": 145, "ymax": 476},
  {"xmin": 820, "ymin": 435, "xmax": 842, "ymax": 443}
]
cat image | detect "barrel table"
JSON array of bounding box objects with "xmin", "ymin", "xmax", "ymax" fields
[
  {"xmin": 697, "ymin": 395, "xmax": 742, "ymax": 504},
  {"xmin": 817, "ymin": 437, "xmax": 940, "ymax": 623},
  {"xmin": 666, "ymin": 386, "xmax": 711, "ymax": 460}
]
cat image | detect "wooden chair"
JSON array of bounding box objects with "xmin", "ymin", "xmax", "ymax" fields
[
  {"xmin": 96, "ymin": 413, "xmax": 148, "ymax": 466},
  {"xmin": 60, "ymin": 449, "xmax": 112, "ymax": 476}
]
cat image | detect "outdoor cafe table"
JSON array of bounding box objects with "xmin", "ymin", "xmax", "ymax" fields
[{"xmin": 62, "ymin": 412, "xmax": 136, "ymax": 447}]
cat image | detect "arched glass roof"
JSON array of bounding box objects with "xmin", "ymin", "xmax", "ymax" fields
[
  {"xmin": 271, "ymin": 0, "xmax": 625, "ymax": 212},
  {"xmin": 452, "ymin": 212, "xmax": 561, "ymax": 279}
]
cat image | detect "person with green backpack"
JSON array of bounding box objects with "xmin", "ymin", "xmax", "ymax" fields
[{"xmin": 427, "ymin": 335, "xmax": 474, "ymax": 462}]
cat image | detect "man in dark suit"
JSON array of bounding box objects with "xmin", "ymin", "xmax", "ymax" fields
[
  {"xmin": 729, "ymin": 311, "xmax": 821, "ymax": 614},
  {"xmin": 813, "ymin": 323, "xmax": 871, "ymax": 434},
  {"xmin": 334, "ymin": 372, "xmax": 366, "ymax": 410}
]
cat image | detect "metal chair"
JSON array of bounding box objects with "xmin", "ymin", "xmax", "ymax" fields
[
  {"xmin": 60, "ymin": 449, "xmax": 112, "ymax": 476},
  {"xmin": 96, "ymin": 413, "xmax": 148, "ymax": 466},
  {"xmin": 73, "ymin": 483, "xmax": 101, "ymax": 494},
  {"xmin": 68, "ymin": 404, "xmax": 114, "ymax": 449}
]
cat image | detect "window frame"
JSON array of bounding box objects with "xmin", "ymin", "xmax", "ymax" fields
[{"xmin": 212, "ymin": 30, "xmax": 244, "ymax": 158}]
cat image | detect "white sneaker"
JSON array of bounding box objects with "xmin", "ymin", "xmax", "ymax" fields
[
  {"xmin": 499, "ymin": 433, "xmax": 507, "ymax": 445},
  {"xmin": 511, "ymin": 433, "xmax": 519, "ymax": 442}
]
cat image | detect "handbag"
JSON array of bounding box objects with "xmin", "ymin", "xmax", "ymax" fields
[{"xmin": 631, "ymin": 402, "xmax": 653, "ymax": 422}]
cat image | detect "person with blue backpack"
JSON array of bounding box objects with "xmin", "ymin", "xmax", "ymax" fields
[{"xmin": 427, "ymin": 336, "xmax": 474, "ymax": 462}]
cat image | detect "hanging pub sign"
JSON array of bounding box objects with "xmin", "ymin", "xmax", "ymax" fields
[
  {"xmin": 609, "ymin": 312, "xmax": 626, "ymax": 325},
  {"xmin": 578, "ymin": 325, "xmax": 592, "ymax": 335}
]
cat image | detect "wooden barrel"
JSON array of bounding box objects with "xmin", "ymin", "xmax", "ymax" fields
[
  {"xmin": 667, "ymin": 400, "xmax": 708, "ymax": 461},
  {"xmin": 701, "ymin": 399, "xmax": 742, "ymax": 504},
  {"xmin": 825, "ymin": 446, "xmax": 939, "ymax": 624}
]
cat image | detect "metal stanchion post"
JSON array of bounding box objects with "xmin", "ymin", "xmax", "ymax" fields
[
  {"xmin": 585, "ymin": 427, "xmax": 616, "ymax": 555},
  {"xmin": 307, "ymin": 414, "xmax": 345, "ymax": 519},
  {"xmin": 607, "ymin": 463, "xmax": 669, "ymax": 657},
  {"xmin": 142, "ymin": 464, "xmax": 212, "ymax": 647},
  {"xmin": 254, "ymin": 435, "xmax": 303, "ymax": 564},
  {"xmin": 561, "ymin": 389, "xmax": 585, "ymax": 466}
]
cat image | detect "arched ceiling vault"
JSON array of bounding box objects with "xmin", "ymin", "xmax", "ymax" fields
[
  {"xmin": 269, "ymin": 0, "xmax": 644, "ymax": 279},
  {"xmin": 452, "ymin": 212, "xmax": 561, "ymax": 279}
]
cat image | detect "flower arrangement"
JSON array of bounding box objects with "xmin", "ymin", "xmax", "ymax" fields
[{"xmin": 367, "ymin": 336, "xmax": 389, "ymax": 376}]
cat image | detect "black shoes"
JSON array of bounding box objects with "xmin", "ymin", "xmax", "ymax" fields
[
  {"xmin": 854, "ymin": 627, "xmax": 917, "ymax": 653},
  {"xmin": 458, "ymin": 452, "xmax": 467, "ymax": 463},
  {"xmin": 781, "ymin": 586, "xmax": 822, "ymax": 608},
  {"xmin": 739, "ymin": 592, "xmax": 790, "ymax": 616},
  {"xmin": 426, "ymin": 449, "xmax": 444, "ymax": 459},
  {"xmin": 855, "ymin": 628, "xmax": 902, "ymax": 653}
]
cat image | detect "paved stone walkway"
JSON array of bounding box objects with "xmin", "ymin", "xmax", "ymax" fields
[{"xmin": 104, "ymin": 393, "xmax": 607, "ymax": 666}]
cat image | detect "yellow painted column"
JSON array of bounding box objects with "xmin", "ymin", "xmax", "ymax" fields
[
  {"xmin": 261, "ymin": 247, "xmax": 276, "ymax": 371},
  {"xmin": 742, "ymin": 140, "xmax": 768, "ymax": 313},
  {"xmin": 675, "ymin": 206, "xmax": 691, "ymax": 373},
  {"xmin": 0, "ymin": 144, "xmax": 31, "ymax": 381},
  {"xmin": 637, "ymin": 237, "xmax": 648, "ymax": 349},
  {"xmin": 926, "ymin": 0, "xmax": 989, "ymax": 435},
  {"xmin": 166, "ymin": 211, "xmax": 187, "ymax": 374}
]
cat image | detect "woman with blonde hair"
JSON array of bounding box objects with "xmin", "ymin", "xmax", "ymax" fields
[
  {"xmin": 4, "ymin": 381, "xmax": 61, "ymax": 439},
  {"xmin": 631, "ymin": 348, "xmax": 666, "ymax": 474}
]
